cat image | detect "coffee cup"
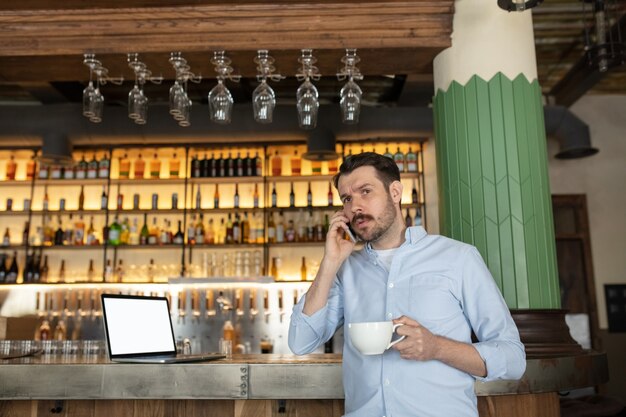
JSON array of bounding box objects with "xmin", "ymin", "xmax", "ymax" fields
[{"xmin": 348, "ymin": 321, "xmax": 405, "ymax": 355}]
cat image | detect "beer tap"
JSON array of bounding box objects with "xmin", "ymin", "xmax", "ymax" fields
[
  {"xmin": 51, "ymin": 292, "xmax": 60, "ymax": 318},
  {"xmin": 206, "ymin": 290, "xmax": 216, "ymax": 317},
  {"xmin": 166, "ymin": 292, "xmax": 173, "ymax": 315},
  {"xmin": 63, "ymin": 291, "xmax": 75, "ymax": 318},
  {"xmin": 216, "ymin": 290, "xmax": 232, "ymax": 313},
  {"xmin": 92, "ymin": 290, "xmax": 102, "ymax": 319},
  {"xmin": 278, "ymin": 290, "xmax": 285, "ymax": 323},
  {"xmin": 263, "ymin": 290, "xmax": 271, "ymax": 322},
  {"xmin": 293, "ymin": 289, "xmax": 300, "ymax": 308},
  {"xmin": 191, "ymin": 289, "xmax": 201, "ymax": 320},
  {"xmin": 36, "ymin": 291, "xmax": 45, "ymax": 318},
  {"xmin": 177, "ymin": 290, "xmax": 187, "ymax": 323},
  {"xmin": 77, "ymin": 291, "xmax": 87, "ymax": 318},
  {"xmin": 249, "ymin": 289, "xmax": 258, "ymax": 320},
  {"xmin": 235, "ymin": 289, "xmax": 244, "ymax": 317}
]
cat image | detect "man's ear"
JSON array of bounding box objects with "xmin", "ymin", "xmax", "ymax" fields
[{"xmin": 389, "ymin": 181, "xmax": 403, "ymax": 203}]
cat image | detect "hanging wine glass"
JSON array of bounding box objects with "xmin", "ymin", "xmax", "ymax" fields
[
  {"xmin": 296, "ymin": 78, "xmax": 319, "ymax": 129},
  {"xmin": 340, "ymin": 78, "xmax": 362, "ymax": 124},
  {"xmin": 82, "ymin": 81, "xmax": 96, "ymax": 117},
  {"xmin": 253, "ymin": 80, "xmax": 276, "ymax": 123},
  {"xmin": 89, "ymin": 87, "xmax": 104, "ymax": 123},
  {"xmin": 208, "ymin": 79, "xmax": 234, "ymax": 124},
  {"xmin": 128, "ymin": 84, "xmax": 143, "ymax": 120},
  {"xmin": 82, "ymin": 53, "xmax": 124, "ymax": 123}
]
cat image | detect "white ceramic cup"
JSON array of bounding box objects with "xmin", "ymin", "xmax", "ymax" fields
[{"xmin": 348, "ymin": 321, "xmax": 406, "ymax": 355}]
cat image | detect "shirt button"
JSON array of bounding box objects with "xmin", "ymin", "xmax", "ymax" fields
[
  {"xmin": 387, "ymin": 313, "xmax": 392, "ymax": 319},
  {"xmin": 384, "ymin": 379, "xmax": 390, "ymax": 386},
  {"xmin": 388, "ymin": 283, "xmax": 394, "ymax": 288}
]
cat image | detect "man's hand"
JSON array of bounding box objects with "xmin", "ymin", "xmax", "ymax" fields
[
  {"xmin": 323, "ymin": 210, "xmax": 356, "ymax": 266},
  {"xmin": 391, "ymin": 316, "xmax": 441, "ymax": 361}
]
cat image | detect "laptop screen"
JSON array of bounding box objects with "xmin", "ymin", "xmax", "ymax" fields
[{"xmin": 102, "ymin": 294, "xmax": 176, "ymax": 357}]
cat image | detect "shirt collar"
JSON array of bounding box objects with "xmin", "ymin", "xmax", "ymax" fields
[{"xmin": 364, "ymin": 226, "xmax": 428, "ymax": 259}]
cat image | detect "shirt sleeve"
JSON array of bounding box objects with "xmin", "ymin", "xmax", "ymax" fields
[
  {"xmin": 288, "ymin": 276, "xmax": 345, "ymax": 355},
  {"xmin": 459, "ymin": 247, "xmax": 527, "ymax": 381}
]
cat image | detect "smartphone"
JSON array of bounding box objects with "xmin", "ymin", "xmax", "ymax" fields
[{"xmin": 345, "ymin": 224, "xmax": 359, "ymax": 243}]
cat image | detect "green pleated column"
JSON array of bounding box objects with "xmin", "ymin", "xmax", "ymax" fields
[{"xmin": 433, "ymin": 74, "xmax": 560, "ymax": 309}]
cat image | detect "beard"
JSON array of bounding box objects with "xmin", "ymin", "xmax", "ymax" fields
[{"xmin": 351, "ymin": 194, "xmax": 398, "ymax": 244}]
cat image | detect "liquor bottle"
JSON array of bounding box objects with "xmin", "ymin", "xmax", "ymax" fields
[
  {"xmin": 140, "ymin": 213, "xmax": 149, "ymax": 245},
  {"xmin": 405, "ymin": 208, "xmax": 413, "ymax": 227},
  {"xmin": 301, "ymin": 256, "xmax": 307, "ymax": 281},
  {"xmin": 120, "ymin": 217, "xmax": 130, "ymax": 245},
  {"xmin": 232, "ymin": 213, "xmax": 241, "ymax": 243},
  {"xmin": 267, "ymin": 212, "xmax": 276, "ymax": 244},
  {"xmin": 328, "ymin": 182, "xmax": 334, "ymax": 206},
  {"xmin": 38, "ymin": 160, "xmax": 49, "ymax": 179},
  {"xmin": 276, "ymin": 211, "xmax": 285, "ymax": 243},
  {"xmin": 406, "ymin": 147, "xmax": 418, "ymax": 173},
  {"xmin": 315, "ymin": 212, "xmax": 325, "ymax": 241},
  {"xmin": 148, "ymin": 217, "xmax": 159, "ymax": 245},
  {"xmin": 160, "ymin": 219, "xmax": 171, "ymax": 245},
  {"xmin": 87, "ymin": 259, "xmax": 95, "ymax": 282},
  {"xmin": 414, "ymin": 206, "xmax": 423, "ymax": 226},
  {"xmin": 58, "ymin": 259, "xmax": 66, "ymax": 283},
  {"xmin": 117, "ymin": 192, "xmax": 124, "ymax": 210},
  {"xmin": 236, "ymin": 151, "xmax": 244, "ymax": 177},
  {"xmin": 187, "ymin": 214, "xmax": 196, "ymax": 245},
  {"xmin": 285, "ymin": 219, "xmax": 296, "ymax": 242},
  {"xmin": 43, "ymin": 215, "xmax": 54, "ymax": 246},
  {"xmin": 115, "ymin": 259, "xmax": 125, "ymax": 283},
  {"xmin": 2, "ymin": 227, "xmax": 10, "ymax": 246},
  {"xmin": 43, "ymin": 186, "xmax": 49, "ymax": 211},
  {"xmin": 50, "ymin": 163, "xmax": 62, "ymax": 179},
  {"xmin": 195, "ymin": 187, "xmax": 202, "ymax": 210},
  {"xmin": 108, "ymin": 216, "xmax": 121, "ymax": 246},
  {"xmin": 270, "ymin": 257, "xmax": 279, "ymax": 280},
  {"xmin": 54, "ymin": 217, "xmax": 64, "ymax": 246},
  {"xmin": 225, "ymin": 214, "xmax": 234, "ymax": 244},
  {"xmin": 394, "ymin": 147, "xmax": 405, "ymax": 172},
  {"xmin": 383, "ymin": 146, "xmax": 393, "ymax": 159},
  {"xmin": 195, "ymin": 214, "xmax": 205, "ymax": 244},
  {"xmin": 296, "ymin": 209, "xmax": 306, "ymax": 242},
  {"xmin": 290, "ymin": 149, "xmax": 301, "ymax": 176},
  {"xmin": 311, "ymin": 160, "xmax": 322, "ymax": 175},
  {"xmin": 306, "ymin": 210, "xmax": 315, "ymax": 241},
  {"xmin": 411, "ymin": 179, "xmax": 419, "ymax": 204},
  {"xmin": 0, "ymin": 254, "xmax": 7, "ymax": 283},
  {"xmin": 100, "ymin": 186, "xmax": 108, "ymax": 210},
  {"xmin": 63, "ymin": 214, "xmax": 73, "ymax": 245},
  {"xmin": 169, "ymin": 152, "xmax": 180, "ymax": 178},
  {"xmin": 76, "ymin": 154, "xmax": 87, "ymax": 179},
  {"xmin": 23, "ymin": 251, "xmax": 33, "ymax": 282},
  {"xmin": 173, "ymin": 220, "xmax": 184, "ymax": 245},
  {"xmin": 119, "ymin": 153, "xmax": 130, "ymax": 179},
  {"xmin": 244, "ymin": 151, "xmax": 253, "ymax": 177},
  {"xmin": 227, "ymin": 151, "xmax": 235, "ymax": 177},
  {"xmin": 87, "ymin": 154, "xmax": 98, "ymax": 179},
  {"xmin": 241, "ymin": 212, "xmax": 250, "ymax": 244},
  {"xmin": 214, "ymin": 184, "xmax": 220, "ymax": 208},
  {"xmin": 73, "ymin": 215, "xmax": 85, "ymax": 245},
  {"xmin": 104, "ymin": 259, "xmax": 113, "ymax": 282},
  {"xmin": 134, "ymin": 153, "xmax": 145, "ymax": 179},
  {"xmin": 150, "ymin": 153, "xmax": 161, "ymax": 179},
  {"xmin": 26, "ymin": 155, "xmax": 36, "ymax": 180},
  {"xmin": 217, "ymin": 152, "xmax": 226, "ymax": 177},
  {"xmin": 234, "ymin": 184, "xmax": 240, "ymax": 209},
  {"xmin": 6, "ymin": 251, "xmax": 18, "ymax": 283},
  {"xmin": 40, "ymin": 255, "xmax": 48, "ymax": 282},
  {"xmin": 254, "ymin": 212, "xmax": 264, "ymax": 244},
  {"xmin": 254, "ymin": 151, "xmax": 262, "ymax": 176},
  {"xmin": 289, "ymin": 183, "xmax": 295, "ymax": 207},
  {"xmin": 78, "ymin": 185, "xmax": 85, "ymax": 210},
  {"xmin": 98, "ymin": 152, "xmax": 110, "ymax": 178},
  {"xmin": 206, "ymin": 218, "xmax": 215, "ymax": 244},
  {"xmin": 191, "ymin": 154, "xmax": 200, "ymax": 178},
  {"xmin": 271, "ymin": 183, "xmax": 277, "ymax": 208},
  {"xmin": 253, "ymin": 183, "xmax": 260, "ymax": 208},
  {"xmin": 6, "ymin": 155, "xmax": 17, "ymax": 180},
  {"xmin": 63, "ymin": 161, "xmax": 75, "ymax": 180},
  {"xmin": 147, "ymin": 259, "xmax": 156, "ymax": 282},
  {"xmin": 271, "ymin": 151, "xmax": 282, "ymax": 176},
  {"xmin": 200, "ymin": 152, "xmax": 209, "ymax": 178},
  {"xmin": 210, "ymin": 152, "xmax": 217, "ymax": 177},
  {"xmin": 307, "ymin": 182, "xmax": 313, "ymax": 207},
  {"xmin": 86, "ymin": 216, "xmax": 97, "ymax": 245},
  {"xmin": 22, "ymin": 221, "xmax": 29, "ymax": 246},
  {"xmin": 128, "ymin": 218, "xmax": 139, "ymax": 245},
  {"xmin": 328, "ymin": 157, "xmax": 339, "ymax": 175}
]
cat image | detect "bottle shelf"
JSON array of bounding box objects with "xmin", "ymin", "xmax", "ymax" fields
[
  {"xmin": 35, "ymin": 178, "xmax": 108, "ymax": 186},
  {"xmin": 0, "ymin": 210, "xmax": 30, "ymax": 216},
  {"xmin": 111, "ymin": 178, "xmax": 187, "ymax": 186},
  {"xmin": 0, "ymin": 180, "xmax": 34, "ymax": 187},
  {"xmin": 189, "ymin": 176, "xmax": 264, "ymax": 185},
  {"xmin": 28, "ymin": 245, "xmax": 104, "ymax": 250}
]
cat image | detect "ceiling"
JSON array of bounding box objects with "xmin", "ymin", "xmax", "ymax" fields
[{"xmin": 0, "ymin": 0, "xmax": 624, "ymax": 110}]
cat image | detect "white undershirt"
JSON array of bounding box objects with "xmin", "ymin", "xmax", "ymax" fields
[{"xmin": 373, "ymin": 247, "xmax": 398, "ymax": 272}]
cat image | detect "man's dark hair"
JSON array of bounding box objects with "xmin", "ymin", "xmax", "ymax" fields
[{"xmin": 332, "ymin": 152, "xmax": 401, "ymax": 191}]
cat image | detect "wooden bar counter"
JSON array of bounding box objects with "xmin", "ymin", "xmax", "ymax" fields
[{"xmin": 0, "ymin": 352, "xmax": 608, "ymax": 417}]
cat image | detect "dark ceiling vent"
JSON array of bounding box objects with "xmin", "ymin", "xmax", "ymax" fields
[
  {"xmin": 302, "ymin": 127, "xmax": 339, "ymax": 161},
  {"xmin": 544, "ymin": 106, "xmax": 598, "ymax": 159},
  {"xmin": 40, "ymin": 133, "xmax": 73, "ymax": 166}
]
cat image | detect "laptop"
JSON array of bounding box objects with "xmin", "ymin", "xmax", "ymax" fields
[{"xmin": 101, "ymin": 293, "xmax": 225, "ymax": 363}]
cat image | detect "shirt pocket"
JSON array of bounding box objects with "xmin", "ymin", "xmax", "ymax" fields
[{"xmin": 407, "ymin": 274, "xmax": 461, "ymax": 329}]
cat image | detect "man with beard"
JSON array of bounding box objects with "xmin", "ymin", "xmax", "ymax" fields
[{"xmin": 288, "ymin": 152, "xmax": 525, "ymax": 417}]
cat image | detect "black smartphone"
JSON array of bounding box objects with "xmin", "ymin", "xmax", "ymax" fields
[{"xmin": 345, "ymin": 223, "xmax": 359, "ymax": 243}]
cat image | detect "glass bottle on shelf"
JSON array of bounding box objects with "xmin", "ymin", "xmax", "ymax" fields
[
  {"xmin": 104, "ymin": 259, "xmax": 113, "ymax": 282},
  {"xmin": 147, "ymin": 258, "xmax": 156, "ymax": 282},
  {"xmin": 117, "ymin": 192, "xmax": 124, "ymax": 210},
  {"xmin": 241, "ymin": 212, "xmax": 250, "ymax": 244},
  {"xmin": 301, "ymin": 256, "xmax": 307, "ymax": 281},
  {"xmin": 119, "ymin": 153, "xmax": 131, "ymax": 179},
  {"xmin": 307, "ymin": 182, "xmax": 313, "ymax": 207},
  {"xmin": 87, "ymin": 259, "xmax": 95, "ymax": 282},
  {"xmin": 271, "ymin": 151, "xmax": 282, "ymax": 176},
  {"xmin": 148, "ymin": 217, "xmax": 159, "ymax": 245},
  {"xmin": 306, "ymin": 210, "xmax": 314, "ymax": 241},
  {"xmin": 50, "ymin": 163, "xmax": 62, "ymax": 179},
  {"xmin": 40, "ymin": 255, "xmax": 48, "ymax": 282},
  {"xmin": 254, "ymin": 150, "xmax": 262, "ymax": 176},
  {"xmin": 169, "ymin": 152, "xmax": 180, "ymax": 178},
  {"xmin": 150, "ymin": 152, "xmax": 161, "ymax": 179},
  {"xmin": 234, "ymin": 184, "xmax": 240, "ymax": 209},
  {"xmin": 22, "ymin": 221, "xmax": 29, "ymax": 246},
  {"xmin": 195, "ymin": 214, "xmax": 205, "ymax": 244},
  {"xmin": 0, "ymin": 254, "xmax": 7, "ymax": 282},
  {"xmin": 187, "ymin": 214, "xmax": 196, "ymax": 245},
  {"xmin": 6, "ymin": 155, "xmax": 17, "ymax": 180},
  {"xmin": 108, "ymin": 216, "xmax": 121, "ymax": 246},
  {"xmin": 405, "ymin": 208, "xmax": 412, "ymax": 227},
  {"xmin": 383, "ymin": 146, "xmax": 393, "ymax": 159},
  {"xmin": 58, "ymin": 259, "xmax": 66, "ymax": 283},
  {"xmin": 328, "ymin": 157, "xmax": 339, "ymax": 175},
  {"xmin": 267, "ymin": 212, "xmax": 276, "ymax": 244},
  {"xmin": 276, "ymin": 211, "xmax": 285, "ymax": 243},
  {"xmin": 129, "ymin": 217, "xmax": 139, "ymax": 245},
  {"xmin": 217, "ymin": 152, "xmax": 226, "ymax": 177},
  {"xmin": 63, "ymin": 214, "xmax": 73, "ymax": 245},
  {"xmin": 26, "ymin": 155, "xmax": 36, "ymax": 180},
  {"xmin": 271, "ymin": 257, "xmax": 280, "ymax": 281},
  {"xmin": 120, "ymin": 217, "xmax": 130, "ymax": 245},
  {"xmin": 236, "ymin": 151, "xmax": 244, "ymax": 177},
  {"xmin": 100, "ymin": 186, "xmax": 108, "ymax": 210},
  {"xmin": 206, "ymin": 218, "xmax": 215, "ymax": 244},
  {"xmin": 98, "ymin": 152, "xmax": 110, "ymax": 179},
  {"xmin": 191, "ymin": 154, "xmax": 200, "ymax": 178},
  {"xmin": 227, "ymin": 151, "xmax": 235, "ymax": 177},
  {"xmin": 173, "ymin": 221, "xmax": 184, "ymax": 245},
  {"xmin": 285, "ymin": 219, "xmax": 296, "ymax": 242},
  {"xmin": 76, "ymin": 154, "xmax": 87, "ymax": 179},
  {"xmin": 54, "ymin": 217, "xmax": 64, "ymax": 246},
  {"xmin": 115, "ymin": 259, "xmax": 125, "ymax": 283},
  {"xmin": 78, "ymin": 185, "xmax": 85, "ymax": 210},
  {"xmin": 414, "ymin": 206, "xmax": 423, "ymax": 226},
  {"xmin": 86, "ymin": 216, "xmax": 97, "ymax": 245},
  {"xmin": 394, "ymin": 147, "xmax": 405, "ymax": 172},
  {"xmin": 63, "ymin": 161, "xmax": 75, "ymax": 180},
  {"xmin": 87, "ymin": 153, "xmax": 98, "ymax": 179},
  {"xmin": 134, "ymin": 153, "xmax": 145, "ymax": 179},
  {"xmin": 6, "ymin": 251, "xmax": 18, "ymax": 283},
  {"xmin": 214, "ymin": 184, "xmax": 220, "ymax": 208},
  {"xmin": 271, "ymin": 183, "xmax": 277, "ymax": 208},
  {"xmin": 73, "ymin": 215, "xmax": 85, "ymax": 245},
  {"xmin": 209, "ymin": 152, "xmax": 217, "ymax": 178},
  {"xmin": 254, "ymin": 212, "xmax": 264, "ymax": 244},
  {"xmin": 328, "ymin": 182, "xmax": 334, "ymax": 206},
  {"xmin": 43, "ymin": 186, "xmax": 49, "ymax": 211},
  {"xmin": 2, "ymin": 227, "xmax": 10, "ymax": 246},
  {"xmin": 289, "ymin": 183, "xmax": 295, "ymax": 207},
  {"xmin": 140, "ymin": 213, "xmax": 149, "ymax": 245},
  {"xmin": 311, "ymin": 160, "xmax": 322, "ymax": 175},
  {"xmin": 232, "ymin": 213, "xmax": 241, "ymax": 244},
  {"xmin": 412, "ymin": 179, "xmax": 419, "ymax": 204},
  {"xmin": 290, "ymin": 149, "xmax": 301, "ymax": 176},
  {"xmin": 225, "ymin": 214, "xmax": 234, "ymax": 244},
  {"xmin": 38, "ymin": 160, "xmax": 49, "ymax": 179},
  {"xmin": 253, "ymin": 183, "xmax": 260, "ymax": 208},
  {"xmin": 406, "ymin": 147, "xmax": 418, "ymax": 173}
]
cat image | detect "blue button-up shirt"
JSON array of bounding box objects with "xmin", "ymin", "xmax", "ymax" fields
[{"xmin": 288, "ymin": 227, "xmax": 526, "ymax": 417}]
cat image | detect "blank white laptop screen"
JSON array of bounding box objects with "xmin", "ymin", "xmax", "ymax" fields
[{"xmin": 103, "ymin": 296, "xmax": 175, "ymax": 356}]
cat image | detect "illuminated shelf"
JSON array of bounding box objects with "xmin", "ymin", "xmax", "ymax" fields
[
  {"xmin": 111, "ymin": 178, "xmax": 187, "ymax": 186},
  {"xmin": 35, "ymin": 178, "xmax": 108, "ymax": 186},
  {"xmin": 0, "ymin": 210, "xmax": 30, "ymax": 216},
  {"xmin": 189, "ymin": 176, "xmax": 264, "ymax": 185},
  {"xmin": 0, "ymin": 180, "xmax": 33, "ymax": 187}
]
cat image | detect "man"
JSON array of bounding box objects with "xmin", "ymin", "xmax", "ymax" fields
[{"xmin": 288, "ymin": 152, "xmax": 526, "ymax": 417}]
